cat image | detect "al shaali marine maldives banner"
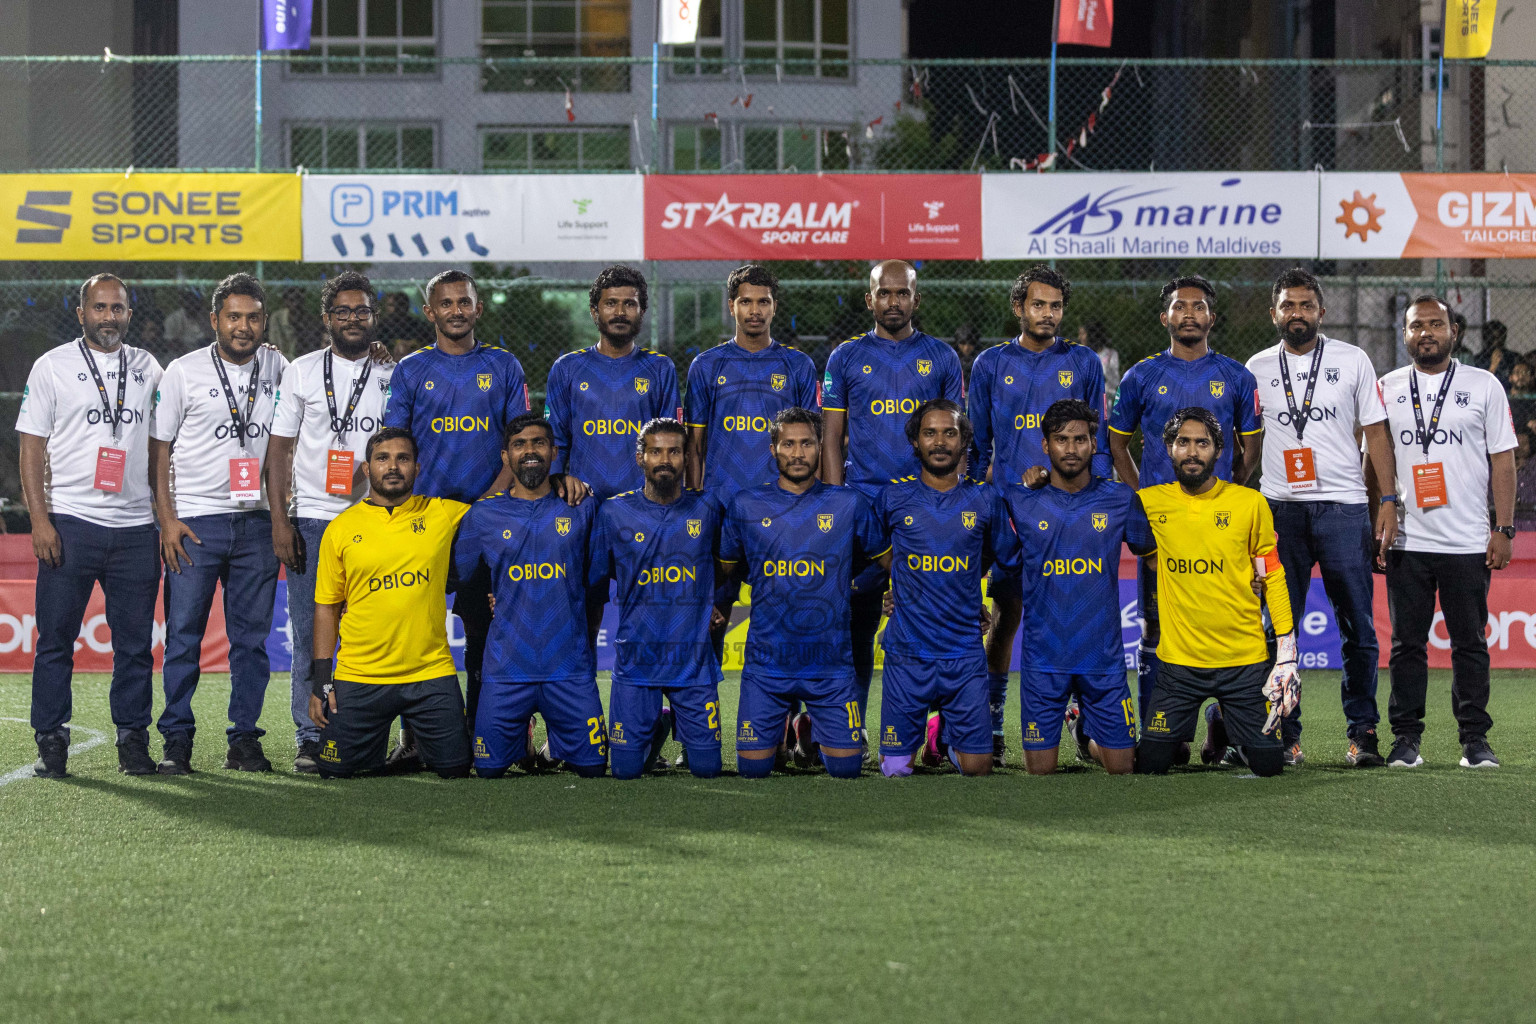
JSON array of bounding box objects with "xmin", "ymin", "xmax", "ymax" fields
[
  {"xmin": 982, "ymin": 171, "xmax": 1319, "ymax": 260},
  {"xmin": 302, "ymin": 174, "xmax": 644, "ymax": 262}
]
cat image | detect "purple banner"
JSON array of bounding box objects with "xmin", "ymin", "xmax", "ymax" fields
[{"xmin": 261, "ymin": 0, "xmax": 313, "ymax": 50}]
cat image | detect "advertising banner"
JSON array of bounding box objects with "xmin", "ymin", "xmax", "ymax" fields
[
  {"xmin": 644, "ymin": 174, "xmax": 983, "ymax": 260},
  {"xmin": 0, "ymin": 173, "xmax": 300, "ymax": 261},
  {"xmin": 982, "ymin": 171, "xmax": 1318, "ymax": 260},
  {"xmin": 1320, "ymin": 172, "xmax": 1536, "ymax": 259},
  {"xmin": 302, "ymin": 174, "xmax": 644, "ymax": 263}
]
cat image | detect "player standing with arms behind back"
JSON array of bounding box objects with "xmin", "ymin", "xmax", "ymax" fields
[
  {"xmin": 1135, "ymin": 408, "xmax": 1296, "ymax": 777},
  {"xmin": 821, "ymin": 260, "xmax": 963, "ymax": 727},
  {"xmin": 967, "ymin": 265, "xmax": 1110, "ymax": 767},
  {"xmin": 1108, "ymin": 276, "xmax": 1263, "ymax": 729},
  {"xmin": 684, "ymin": 265, "xmax": 818, "ymax": 659}
]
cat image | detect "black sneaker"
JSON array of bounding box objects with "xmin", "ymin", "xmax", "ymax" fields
[
  {"xmin": 158, "ymin": 735, "xmax": 193, "ymax": 775},
  {"xmin": 1200, "ymin": 703, "xmax": 1229, "ymax": 765},
  {"xmin": 1066, "ymin": 700, "xmax": 1092, "ymax": 762},
  {"xmin": 294, "ymin": 739, "xmax": 322, "ymax": 775},
  {"xmin": 1460, "ymin": 736, "xmax": 1500, "ymax": 769},
  {"xmin": 1386, "ymin": 735, "xmax": 1424, "ymax": 768},
  {"xmin": 791, "ymin": 712, "xmax": 819, "ymax": 769},
  {"xmin": 224, "ymin": 735, "xmax": 273, "ymax": 772},
  {"xmin": 34, "ymin": 730, "xmax": 68, "ymax": 779},
  {"xmin": 384, "ymin": 726, "xmax": 425, "ymax": 773},
  {"xmin": 117, "ymin": 733, "xmax": 157, "ymax": 775},
  {"xmin": 991, "ymin": 733, "xmax": 1007, "ymax": 770},
  {"xmin": 1346, "ymin": 730, "xmax": 1385, "ymax": 767}
]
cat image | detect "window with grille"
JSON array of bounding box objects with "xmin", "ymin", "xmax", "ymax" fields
[
  {"xmin": 480, "ymin": 0, "xmax": 631, "ymax": 92},
  {"xmin": 289, "ymin": 123, "xmax": 437, "ymax": 169},
  {"xmin": 480, "ymin": 125, "xmax": 631, "ymax": 170},
  {"xmin": 290, "ymin": 0, "xmax": 437, "ymax": 75}
]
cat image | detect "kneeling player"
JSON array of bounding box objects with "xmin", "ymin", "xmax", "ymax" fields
[
  {"xmin": 1002, "ymin": 401, "xmax": 1155, "ymax": 775},
  {"xmin": 719, "ymin": 408, "xmax": 889, "ymax": 778},
  {"xmin": 453, "ymin": 413, "xmax": 608, "ymax": 778},
  {"xmin": 1135, "ymin": 408, "xmax": 1299, "ymax": 777},
  {"xmin": 590, "ymin": 419, "xmax": 725, "ymax": 779},
  {"xmin": 308, "ymin": 428, "xmax": 473, "ymax": 778},
  {"xmin": 875, "ymin": 400, "xmax": 1017, "ymax": 776}
]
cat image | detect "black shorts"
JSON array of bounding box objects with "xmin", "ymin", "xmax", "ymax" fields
[
  {"xmin": 1140, "ymin": 660, "xmax": 1279, "ymax": 751},
  {"xmin": 318, "ymin": 675, "xmax": 472, "ymax": 777}
]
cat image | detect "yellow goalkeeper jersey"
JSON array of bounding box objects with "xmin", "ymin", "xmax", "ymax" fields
[{"xmin": 1139, "ymin": 479, "xmax": 1293, "ymax": 669}]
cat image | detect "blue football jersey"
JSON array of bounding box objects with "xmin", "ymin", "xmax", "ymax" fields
[
  {"xmin": 1002, "ymin": 476, "xmax": 1155, "ymax": 674},
  {"xmin": 1107, "ymin": 349, "xmax": 1262, "ymax": 487},
  {"xmin": 968, "ymin": 338, "xmax": 1112, "ymax": 485},
  {"xmin": 684, "ymin": 339, "xmax": 819, "ymax": 503},
  {"xmin": 876, "ymin": 477, "xmax": 1020, "ymax": 660},
  {"xmin": 587, "ymin": 488, "xmax": 725, "ymax": 689},
  {"xmin": 382, "ymin": 343, "xmax": 529, "ymax": 503},
  {"xmin": 452, "ymin": 491, "xmax": 598, "ymax": 684},
  {"xmin": 719, "ymin": 481, "xmax": 889, "ymax": 679},
  {"xmin": 544, "ymin": 346, "xmax": 681, "ymax": 500},
  {"xmin": 821, "ymin": 330, "xmax": 964, "ymax": 491}
]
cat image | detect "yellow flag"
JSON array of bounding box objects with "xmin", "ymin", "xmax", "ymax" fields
[{"xmin": 1444, "ymin": 0, "xmax": 1498, "ymax": 59}]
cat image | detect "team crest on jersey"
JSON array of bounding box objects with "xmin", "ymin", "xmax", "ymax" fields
[
  {"xmin": 916, "ymin": 359, "xmax": 932, "ymax": 377},
  {"xmin": 961, "ymin": 511, "xmax": 977, "ymax": 530},
  {"xmin": 1092, "ymin": 512, "xmax": 1108, "ymax": 533},
  {"xmin": 687, "ymin": 519, "xmax": 702, "ymax": 538},
  {"xmin": 131, "ymin": 369, "xmax": 146, "ymax": 386},
  {"xmin": 770, "ymin": 373, "xmax": 786, "ymax": 392},
  {"xmin": 555, "ymin": 517, "xmax": 571, "ymax": 536},
  {"xmin": 1325, "ymin": 367, "xmax": 1340, "ymax": 385},
  {"xmin": 1215, "ymin": 511, "xmax": 1231, "ymax": 530},
  {"xmin": 1058, "ymin": 370, "xmax": 1073, "ymax": 388},
  {"xmin": 1209, "ymin": 380, "xmax": 1225, "ymax": 398},
  {"xmin": 817, "ymin": 514, "xmax": 834, "ymax": 533},
  {"xmin": 477, "ymin": 373, "xmax": 491, "ymax": 391},
  {"xmin": 410, "ymin": 516, "xmax": 426, "ymax": 534},
  {"xmin": 1455, "ymin": 391, "xmax": 1470, "ymax": 407},
  {"xmin": 634, "ymin": 377, "xmax": 650, "ymax": 395}
]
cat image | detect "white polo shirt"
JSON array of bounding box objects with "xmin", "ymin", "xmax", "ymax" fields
[
  {"xmin": 151, "ymin": 343, "xmax": 289, "ymax": 518},
  {"xmin": 1247, "ymin": 334, "xmax": 1386, "ymax": 504},
  {"xmin": 15, "ymin": 339, "xmax": 163, "ymax": 528},
  {"xmin": 270, "ymin": 347, "xmax": 394, "ymax": 520},
  {"xmin": 1378, "ymin": 359, "xmax": 1517, "ymax": 555}
]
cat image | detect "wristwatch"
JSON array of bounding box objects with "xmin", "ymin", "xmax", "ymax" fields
[
  {"xmin": 1379, "ymin": 494, "xmax": 1398, "ymax": 505},
  {"xmin": 1495, "ymin": 525, "xmax": 1516, "ymax": 540}
]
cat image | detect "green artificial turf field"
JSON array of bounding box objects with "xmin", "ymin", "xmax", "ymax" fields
[{"xmin": 2, "ymin": 670, "xmax": 1535, "ymax": 1024}]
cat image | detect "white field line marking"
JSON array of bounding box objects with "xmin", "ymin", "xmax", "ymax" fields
[{"xmin": 0, "ymin": 717, "xmax": 109, "ymax": 787}]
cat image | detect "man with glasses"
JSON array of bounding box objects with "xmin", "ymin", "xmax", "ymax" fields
[{"xmin": 266, "ymin": 272, "xmax": 394, "ymax": 773}]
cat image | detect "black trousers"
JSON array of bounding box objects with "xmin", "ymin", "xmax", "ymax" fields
[
  {"xmin": 319, "ymin": 676, "xmax": 472, "ymax": 778},
  {"xmin": 1385, "ymin": 549, "xmax": 1493, "ymax": 744}
]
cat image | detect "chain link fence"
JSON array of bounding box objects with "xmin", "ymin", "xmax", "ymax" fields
[{"xmin": 3, "ymin": 55, "xmax": 1535, "ymax": 173}]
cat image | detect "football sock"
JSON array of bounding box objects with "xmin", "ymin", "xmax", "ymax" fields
[
  {"xmin": 987, "ymin": 672, "xmax": 1008, "ymax": 735},
  {"xmin": 684, "ymin": 746, "xmax": 722, "ymax": 779},
  {"xmin": 823, "ymin": 752, "xmax": 863, "ymax": 779},
  {"xmin": 880, "ymin": 754, "xmax": 914, "ymax": 778},
  {"xmin": 737, "ymin": 754, "xmax": 774, "ymax": 778}
]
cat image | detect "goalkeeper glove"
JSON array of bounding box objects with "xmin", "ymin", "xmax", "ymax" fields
[
  {"xmin": 311, "ymin": 656, "xmax": 334, "ymax": 702},
  {"xmin": 1262, "ymin": 633, "xmax": 1300, "ymax": 735}
]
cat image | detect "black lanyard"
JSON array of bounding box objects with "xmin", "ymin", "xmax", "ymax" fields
[
  {"xmin": 210, "ymin": 344, "xmax": 261, "ymax": 452},
  {"xmin": 79, "ymin": 339, "xmax": 126, "ymax": 443},
  {"xmin": 1408, "ymin": 361, "xmax": 1457, "ymax": 457},
  {"xmin": 323, "ymin": 349, "xmax": 372, "ymax": 447},
  {"xmin": 1277, "ymin": 338, "xmax": 1323, "ymax": 443}
]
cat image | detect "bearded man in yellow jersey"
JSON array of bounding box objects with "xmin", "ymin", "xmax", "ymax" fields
[
  {"xmin": 307, "ymin": 427, "xmax": 473, "ymax": 778},
  {"xmin": 1135, "ymin": 408, "xmax": 1299, "ymax": 777}
]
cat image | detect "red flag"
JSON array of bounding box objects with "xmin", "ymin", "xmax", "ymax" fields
[{"xmin": 1057, "ymin": 0, "xmax": 1114, "ymax": 47}]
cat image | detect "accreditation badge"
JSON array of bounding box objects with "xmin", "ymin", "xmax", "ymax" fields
[
  {"xmin": 1412, "ymin": 462, "xmax": 1449, "ymax": 509},
  {"xmin": 94, "ymin": 446, "xmax": 127, "ymax": 493},
  {"xmin": 1282, "ymin": 447, "xmax": 1317, "ymax": 493},
  {"xmin": 229, "ymin": 456, "xmax": 262, "ymax": 502},
  {"xmin": 325, "ymin": 449, "xmax": 355, "ymax": 495}
]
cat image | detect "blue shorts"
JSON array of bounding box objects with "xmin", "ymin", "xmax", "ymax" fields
[
  {"xmin": 878, "ymin": 650, "xmax": 991, "ymax": 756},
  {"xmin": 1019, "ymin": 670, "xmax": 1137, "ymax": 751},
  {"xmin": 737, "ymin": 670, "xmax": 861, "ymax": 752},
  {"xmin": 987, "ymin": 565, "xmax": 1023, "ymax": 602},
  {"xmin": 609, "ymin": 680, "xmax": 723, "ymax": 753},
  {"xmin": 474, "ymin": 677, "xmax": 607, "ymax": 773}
]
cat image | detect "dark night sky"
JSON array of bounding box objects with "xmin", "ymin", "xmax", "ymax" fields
[{"xmin": 908, "ymin": 0, "xmax": 1159, "ymax": 59}]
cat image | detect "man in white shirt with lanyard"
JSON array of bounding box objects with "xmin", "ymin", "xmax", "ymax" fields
[
  {"xmin": 1245, "ymin": 268, "xmax": 1398, "ymax": 768},
  {"xmin": 1375, "ymin": 295, "xmax": 1516, "ymax": 770},
  {"xmin": 16, "ymin": 274, "xmax": 164, "ymax": 778},
  {"xmin": 149, "ymin": 273, "xmax": 290, "ymax": 775},
  {"xmin": 266, "ymin": 271, "xmax": 392, "ymax": 774}
]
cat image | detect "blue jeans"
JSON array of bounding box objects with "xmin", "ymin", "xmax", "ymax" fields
[
  {"xmin": 158, "ymin": 511, "xmax": 279, "ymax": 741},
  {"xmin": 30, "ymin": 515, "xmax": 160, "ymax": 741},
  {"xmin": 1268, "ymin": 499, "xmax": 1380, "ymax": 743},
  {"xmin": 284, "ymin": 517, "xmax": 331, "ymax": 746}
]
